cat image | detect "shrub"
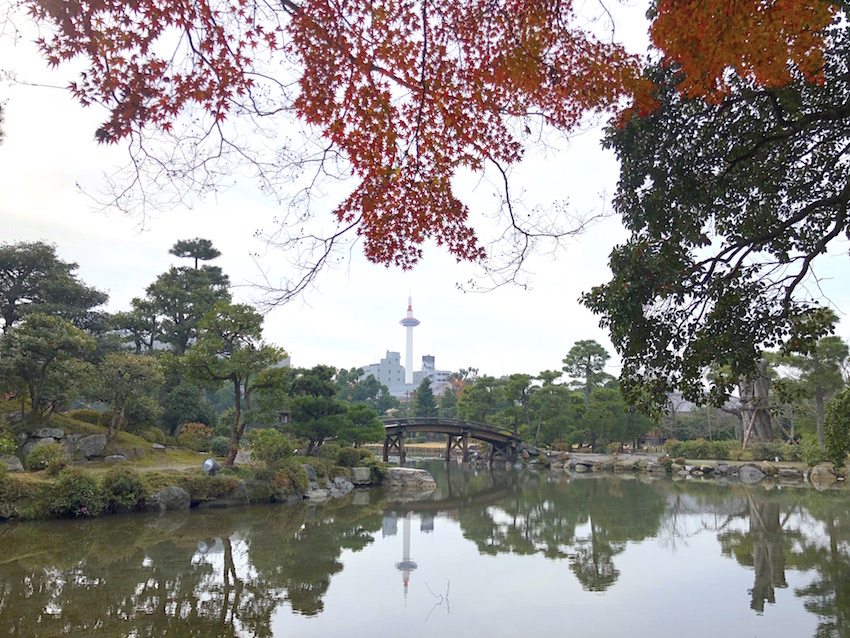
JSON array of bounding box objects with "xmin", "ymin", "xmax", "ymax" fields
[
  {"xmin": 65, "ymin": 409, "xmax": 102, "ymax": 425},
  {"xmin": 246, "ymin": 429, "xmax": 293, "ymax": 469},
  {"xmin": 177, "ymin": 422, "xmax": 213, "ymax": 451},
  {"xmin": 825, "ymin": 390, "xmax": 850, "ymax": 469},
  {"xmin": 102, "ymin": 466, "xmax": 148, "ymax": 512},
  {"xmin": 179, "ymin": 475, "xmax": 239, "ymax": 502},
  {"xmin": 209, "ymin": 436, "xmax": 231, "ymax": 458},
  {"xmin": 362, "ymin": 458, "xmax": 389, "ymax": 483},
  {"xmin": 269, "ymin": 462, "xmax": 309, "ymax": 500},
  {"xmin": 335, "ymin": 446, "xmax": 362, "ymax": 467},
  {"xmin": 98, "ymin": 409, "xmax": 125, "ymax": 430},
  {"xmin": 0, "ymin": 433, "xmax": 17, "ymax": 457},
  {"xmin": 316, "ymin": 442, "xmax": 342, "ymax": 462},
  {"xmin": 142, "ymin": 428, "xmax": 166, "ymax": 445},
  {"xmin": 799, "ymin": 434, "xmax": 825, "ymax": 467},
  {"xmin": 49, "ymin": 468, "xmax": 104, "ymax": 518},
  {"xmin": 26, "ymin": 442, "xmax": 69, "ymax": 473},
  {"xmin": 747, "ymin": 441, "xmax": 800, "ymax": 462},
  {"xmin": 664, "ymin": 439, "xmax": 738, "ymax": 460}
]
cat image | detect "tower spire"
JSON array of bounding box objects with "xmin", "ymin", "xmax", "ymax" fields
[{"xmin": 399, "ymin": 296, "xmax": 420, "ymax": 385}]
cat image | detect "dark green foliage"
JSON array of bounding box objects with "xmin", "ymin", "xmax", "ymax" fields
[
  {"xmin": 246, "ymin": 428, "xmax": 292, "ymax": 469},
  {"xmin": 65, "ymin": 408, "xmax": 102, "ymax": 425},
  {"xmin": 0, "ymin": 241, "xmax": 108, "ymax": 332},
  {"xmin": 0, "ymin": 432, "xmax": 16, "ymax": 456},
  {"xmin": 798, "ymin": 434, "xmax": 825, "ymax": 467},
  {"xmin": 141, "ymin": 427, "xmax": 166, "ymax": 444},
  {"xmin": 169, "ymin": 238, "xmax": 221, "ymax": 269},
  {"xmin": 26, "ymin": 442, "xmax": 69, "ymax": 472},
  {"xmin": 161, "ymin": 383, "xmax": 216, "ymax": 435},
  {"xmin": 285, "ymin": 365, "xmax": 350, "ymax": 455},
  {"xmin": 414, "ymin": 378, "xmax": 438, "ymax": 417},
  {"xmin": 335, "ymin": 368, "xmax": 399, "ymax": 414},
  {"xmin": 334, "ymin": 446, "xmax": 361, "ymax": 467},
  {"xmin": 102, "ymin": 466, "xmax": 148, "ymax": 512},
  {"xmin": 824, "ymin": 390, "xmax": 850, "ymax": 469},
  {"xmin": 178, "ymin": 475, "xmax": 239, "ymax": 502},
  {"xmin": 49, "ymin": 468, "xmax": 105, "ymax": 518},
  {"xmin": 269, "ymin": 461, "xmax": 309, "ymax": 500},
  {"xmin": 361, "ymin": 457, "xmax": 388, "ymax": 483},
  {"xmin": 663, "ymin": 438, "xmax": 800, "ymax": 462},
  {"xmin": 584, "ymin": 33, "xmax": 850, "ymax": 411},
  {"xmin": 209, "ymin": 435, "xmax": 231, "ymax": 457}
]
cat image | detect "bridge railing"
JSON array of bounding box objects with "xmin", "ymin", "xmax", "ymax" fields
[{"xmin": 379, "ymin": 417, "xmax": 519, "ymax": 440}]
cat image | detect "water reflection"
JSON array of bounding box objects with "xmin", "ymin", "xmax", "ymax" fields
[{"xmin": 1, "ymin": 465, "xmax": 849, "ymax": 637}]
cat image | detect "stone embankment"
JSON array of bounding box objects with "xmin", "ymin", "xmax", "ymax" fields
[
  {"xmin": 122, "ymin": 465, "xmax": 437, "ymax": 514},
  {"xmin": 1, "ymin": 427, "xmax": 148, "ymax": 471},
  {"xmin": 536, "ymin": 452, "xmax": 844, "ymax": 488}
]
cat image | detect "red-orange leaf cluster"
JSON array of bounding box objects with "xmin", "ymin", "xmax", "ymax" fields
[{"xmin": 650, "ymin": 0, "xmax": 835, "ymax": 101}]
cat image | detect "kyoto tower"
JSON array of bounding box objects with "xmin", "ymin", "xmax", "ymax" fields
[{"xmin": 399, "ymin": 296, "xmax": 420, "ymax": 385}]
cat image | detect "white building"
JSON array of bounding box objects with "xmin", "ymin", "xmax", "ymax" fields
[{"xmin": 361, "ymin": 352, "xmax": 451, "ymax": 398}]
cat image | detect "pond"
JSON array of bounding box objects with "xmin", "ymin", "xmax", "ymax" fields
[{"xmin": 1, "ymin": 461, "xmax": 848, "ymax": 637}]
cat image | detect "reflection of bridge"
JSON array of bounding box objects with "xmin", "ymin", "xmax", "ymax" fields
[{"xmin": 380, "ymin": 417, "xmax": 521, "ymax": 465}]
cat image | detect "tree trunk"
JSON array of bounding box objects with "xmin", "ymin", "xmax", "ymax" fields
[
  {"xmin": 815, "ymin": 385, "xmax": 826, "ymax": 446},
  {"xmin": 226, "ymin": 379, "xmax": 242, "ymax": 468},
  {"xmin": 739, "ymin": 358, "xmax": 773, "ymax": 446}
]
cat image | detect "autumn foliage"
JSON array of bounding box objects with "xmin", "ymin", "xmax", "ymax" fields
[
  {"xmin": 23, "ymin": 0, "xmax": 839, "ymax": 270},
  {"xmin": 650, "ymin": 0, "xmax": 835, "ymax": 101}
]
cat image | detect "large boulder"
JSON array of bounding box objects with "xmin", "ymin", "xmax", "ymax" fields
[
  {"xmin": 305, "ymin": 488, "xmax": 329, "ymax": 501},
  {"xmin": 71, "ymin": 434, "xmax": 107, "ymax": 460},
  {"xmin": 22, "ymin": 437, "xmax": 59, "ymax": 460},
  {"xmin": 384, "ymin": 467, "xmax": 437, "ymax": 491},
  {"xmin": 0, "ymin": 455, "xmax": 23, "ymax": 473},
  {"xmin": 327, "ymin": 476, "xmax": 355, "ymax": 498},
  {"xmin": 810, "ymin": 464, "xmax": 837, "ymax": 486},
  {"xmin": 149, "ymin": 486, "xmax": 191, "ymax": 511},
  {"xmin": 351, "ymin": 466, "xmax": 372, "ymax": 485},
  {"xmin": 302, "ymin": 464, "xmax": 318, "ymax": 481},
  {"xmin": 739, "ymin": 465, "xmax": 766, "ymax": 484}
]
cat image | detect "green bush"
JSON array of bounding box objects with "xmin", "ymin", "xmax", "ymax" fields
[
  {"xmin": 49, "ymin": 468, "xmax": 105, "ymax": 518},
  {"xmin": 246, "ymin": 429, "xmax": 292, "ymax": 469},
  {"xmin": 209, "ymin": 436, "xmax": 231, "ymax": 458},
  {"xmin": 747, "ymin": 441, "xmax": 800, "ymax": 462},
  {"xmin": 825, "ymin": 390, "xmax": 850, "ymax": 469},
  {"xmin": 179, "ymin": 475, "xmax": 239, "ymax": 502},
  {"xmin": 65, "ymin": 409, "xmax": 102, "ymax": 425},
  {"xmin": 142, "ymin": 428, "xmax": 167, "ymax": 445},
  {"xmin": 26, "ymin": 442, "xmax": 69, "ymax": 473},
  {"xmin": 316, "ymin": 442, "xmax": 342, "ymax": 462},
  {"xmin": 102, "ymin": 466, "xmax": 148, "ymax": 512},
  {"xmin": 269, "ymin": 462, "xmax": 309, "ymax": 500},
  {"xmin": 98, "ymin": 409, "xmax": 125, "ymax": 430},
  {"xmin": 799, "ymin": 434, "xmax": 825, "ymax": 467},
  {"xmin": 362, "ymin": 458, "xmax": 389, "ymax": 483},
  {"xmin": 335, "ymin": 446, "xmax": 362, "ymax": 467},
  {"xmin": 0, "ymin": 433, "xmax": 17, "ymax": 456}
]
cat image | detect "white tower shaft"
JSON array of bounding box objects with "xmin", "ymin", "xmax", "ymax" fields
[{"xmin": 399, "ymin": 296, "xmax": 420, "ymax": 385}]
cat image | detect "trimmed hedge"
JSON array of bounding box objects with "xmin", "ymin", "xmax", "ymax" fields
[{"xmin": 663, "ymin": 438, "xmax": 800, "ymax": 462}]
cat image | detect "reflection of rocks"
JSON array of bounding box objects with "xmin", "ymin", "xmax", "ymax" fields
[
  {"xmin": 739, "ymin": 465, "xmax": 766, "ymax": 484},
  {"xmin": 351, "ymin": 467, "xmax": 372, "ymax": 485},
  {"xmin": 385, "ymin": 467, "xmax": 437, "ymax": 491},
  {"xmin": 810, "ymin": 465, "xmax": 837, "ymax": 487},
  {"xmin": 150, "ymin": 487, "xmax": 192, "ymax": 511}
]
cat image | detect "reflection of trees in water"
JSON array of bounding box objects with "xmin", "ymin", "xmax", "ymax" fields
[
  {"xmin": 455, "ymin": 476, "xmax": 668, "ymax": 591},
  {"xmin": 792, "ymin": 495, "xmax": 850, "ymax": 638},
  {"xmin": 0, "ymin": 502, "xmax": 383, "ymax": 637},
  {"xmin": 712, "ymin": 487, "xmax": 850, "ymax": 636}
]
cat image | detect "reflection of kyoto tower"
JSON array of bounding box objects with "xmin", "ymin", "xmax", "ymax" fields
[
  {"xmin": 399, "ymin": 296, "xmax": 420, "ymax": 385},
  {"xmin": 395, "ymin": 513, "xmax": 418, "ymax": 601}
]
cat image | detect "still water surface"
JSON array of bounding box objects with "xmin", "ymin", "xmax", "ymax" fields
[{"xmin": 1, "ymin": 462, "xmax": 849, "ymax": 637}]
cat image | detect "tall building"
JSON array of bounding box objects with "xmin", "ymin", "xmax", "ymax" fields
[
  {"xmin": 399, "ymin": 296, "xmax": 420, "ymax": 385},
  {"xmin": 362, "ymin": 351, "xmax": 406, "ymax": 388}
]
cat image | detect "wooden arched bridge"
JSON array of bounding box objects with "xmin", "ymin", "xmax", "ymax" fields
[{"xmin": 380, "ymin": 417, "xmax": 522, "ymax": 465}]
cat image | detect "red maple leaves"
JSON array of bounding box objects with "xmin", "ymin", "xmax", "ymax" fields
[{"xmin": 24, "ymin": 0, "xmax": 838, "ymax": 271}]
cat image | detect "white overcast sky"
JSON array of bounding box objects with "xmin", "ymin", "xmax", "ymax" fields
[{"xmin": 2, "ymin": 2, "xmax": 849, "ymax": 380}]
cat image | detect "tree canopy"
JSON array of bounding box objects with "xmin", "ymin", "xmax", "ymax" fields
[
  {"xmin": 21, "ymin": 0, "xmax": 838, "ymax": 298},
  {"xmin": 583, "ymin": 17, "xmax": 850, "ymax": 411}
]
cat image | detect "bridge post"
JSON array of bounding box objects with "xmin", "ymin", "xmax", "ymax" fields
[{"xmin": 383, "ymin": 429, "xmax": 406, "ymax": 465}]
